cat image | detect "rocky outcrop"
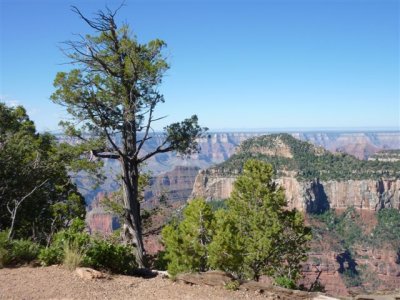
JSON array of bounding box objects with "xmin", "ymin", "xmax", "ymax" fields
[{"xmin": 191, "ymin": 170, "xmax": 400, "ymax": 212}]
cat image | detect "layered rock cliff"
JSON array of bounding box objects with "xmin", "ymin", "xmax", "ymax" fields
[
  {"xmin": 192, "ymin": 171, "xmax": 400, "ymax": 212},
  {"xmin": 191, "ymin": 133, "xmax": 400, "ymax": 212}
]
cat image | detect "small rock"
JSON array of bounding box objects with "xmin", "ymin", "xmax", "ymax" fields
[{"xmin": 75, "ymin": 267, "xmax": 106, "ymax": 280}]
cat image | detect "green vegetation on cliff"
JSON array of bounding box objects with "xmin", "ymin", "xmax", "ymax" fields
[{"xmin": 214, "ymin": 134, "xmax": 400, "ymax": 181}]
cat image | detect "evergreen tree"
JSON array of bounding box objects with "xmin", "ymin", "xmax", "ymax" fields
[
  {"xmin": 208, "ymin": 159, "xmax": 311, "ymax": 281},
  {"xmin": 51, "ymin": 6, "xmax": 206, "ymax": 267},
  {"xmin": 161, "ymin": 198, "xmax": 214, "ymax": 276}
]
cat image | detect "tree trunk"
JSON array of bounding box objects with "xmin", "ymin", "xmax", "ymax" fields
[{"xmin": 121, "ymin": 159, "xmax": 146, "ymax": 268}]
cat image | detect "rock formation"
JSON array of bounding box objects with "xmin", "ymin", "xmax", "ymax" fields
[
  {"xmin": 191, "ymin": 134, "xmax": 400, "ymax": 212},
  {"xmin": 192, "ymin": 172, "xmax": 400, "ymax": 212}
]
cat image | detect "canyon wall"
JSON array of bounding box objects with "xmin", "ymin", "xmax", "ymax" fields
[
  {"xmin": 191, "ymin": 169, "xmax": 400, "ymax": 212},
  {"xmin": 73, "ymin": 131, "xmax": 400, "ymax": 205}
]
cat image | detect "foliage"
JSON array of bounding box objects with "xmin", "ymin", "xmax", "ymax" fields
[
  {"xmin": 83, "ymin": 238, "xmax": 137, "ymax": 274},
  {"xmin": 152, "ymin": 250, "xmax": 168, "ymax": 271},
  {"xmin": 0, "ymin": 103, "xmax": 85, "ymax": 243},
  {"xmin": 50, "ymin": 6, "xmax": 206, "ymax": 267},
  {"xmin": 209, "ymin": 160, "xmax": 311, "ymax": 281},
  {"xmin": 372, "ymin": 208, "xmax": 400, "ymax": 249},
  {"xmin": 335, "ymin": 208, "xmax": 364, "ymax": 250},
  {"xmin": 214, "ymin": 134, "xmax": 400, "ymax": 181},
  {"xmin": 310, "ymin": 207, "xmax": 365, "ymax": 252},
  {"xmin": 38, "ymin": 219, "xmax": 137, "ymax": 274},
  {"xmin": 38, "ymin": 218, "xmax": 90, "ymax": 267},
  {"xmin": 162, "ymin": 161, "xmax": 311, "ymax": 283},
  {"xmin": 0, "ymin": 231, "xmax": 40, "ymax": 266},
  {"xmin": 38, "ymin": 246, "xmax": 64, "ymax": 266},
  {"xmin": 224, "ymin": 280, "xmax": 240, "ymax": 291},
  {"xmin": 0, "ymin": 231, "xmax": 10, "ymax": 267},
  {"xmin": 51, "ymin": 219, "xmax": 91, "ymax": 251},
  {"xmin": 274, "ymin": 276, "xmax": 297, "ymax": 289},
  {"xmin": 8, "ymin": 239, "xmax": 40, "ymax": 264},
  {"xmin": 161, "ymin": 198, "xmax": 215, "ymax": 276},
  {"xmin": 208, "ymin": 199, "xmax": 227, "ymax": 211}
]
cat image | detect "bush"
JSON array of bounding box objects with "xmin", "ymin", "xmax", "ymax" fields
[
  {"xmin": 38, "ymin": 246, "xmax": 64, "ymax": 266},
  {"xmin": 152, "ymin": 250, "xmax": 168, "ymax": 271},
  {"xmin": 52, "ymin": 219, "xmax": 90, "ymax": 250},
  {"xmin": 8, "ymin": 239, "xmax": 40, "ymax": 264},
  {"xmin": 0, "ymin": 231, "xmax": 10, "ymax": 268},
  {"xmin": 37, "ymin": 219, "xmax": 89, "ymax": 269},
  {"xmin": 0, "ymin": 231, "xmax": 40, "ymax": 266},
  {"xmin": 225, "ymin": 280, "xmax": 240, "ymax": 291},
  {"xmin": 274, "ymin": 276, "xmax": 297, "ymax": 289},
  {"xmin": 83, "ymin": 239, "xmax": 137, "ymax": 274}
]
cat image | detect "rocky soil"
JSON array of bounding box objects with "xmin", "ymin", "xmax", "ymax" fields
[{"xmin": 0, "ymin": 266, "xmax": 283, "ymax": 300}]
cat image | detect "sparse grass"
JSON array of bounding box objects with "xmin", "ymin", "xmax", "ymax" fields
[{"xmin": 63, "ymin": 242, "xmax": 84, "ymax": 271}]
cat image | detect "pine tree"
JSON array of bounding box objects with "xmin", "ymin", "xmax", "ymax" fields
[
  {"xmin": 161, "ymin": 198, "xmax": 214, "ymax": 276},
  {"xmin": 209, "ymin": 159, "xmax": 311, "ymax": 282},
  {"xmin": 51, "ymin": 6, "xmax": 206, "ymax": 267}
]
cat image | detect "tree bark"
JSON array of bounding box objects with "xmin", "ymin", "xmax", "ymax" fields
[{"xmin": 121, "ymin": 158, "xmax": 146, "ymax": 268}]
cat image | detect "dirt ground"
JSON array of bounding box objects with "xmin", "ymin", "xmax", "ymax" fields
[{"xmin": 0, "ymin": 266, "xmax": 273, "ymax": 300}]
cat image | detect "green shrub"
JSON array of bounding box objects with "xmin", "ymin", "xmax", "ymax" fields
[
  {"xmin": 0, "ymin": 231, "xmax": 11, "ymax": 268},
  {"xmin": 38, "ymin": 219, "xmax": 89, "ymax": 269},
  {"xmin": 9, "ymin": 239, "xmax": 40, "ymax": 264},
  {"xmin": 153, "ymin": 250, "xmax": 168, "ymax": 271},
  {"xmin": 274, "ymin": 276, "xmax": 297, "ymax": 289},
  {"xmin": 38, "ymin": 246, "xmax": 64, "ymax": 266},
  {"xmin": 83, "ymin": 239, "xmax": 137, "ymax": 274},
  {"xmin": 225, "ymin": 280, "xmax": 240, "ymax": 291},
  {"xmin": 52, "ymin": 219, "xmax": 90, "ymax": 250}
]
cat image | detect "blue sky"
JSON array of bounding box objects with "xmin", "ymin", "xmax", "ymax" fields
[{"xmin": 0, "ymin": 0, "xmax": 399, "ymax": 132}]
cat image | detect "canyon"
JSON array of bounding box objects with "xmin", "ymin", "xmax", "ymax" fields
[
  {"xmin": 82, "ymin": 131, "xmax": 400, "ymax": 205},
  {"xmin": 86, "ymin": 131, "xmax": 400, "ymax": 235},
  {"xmin": 85, "ymin": 131, "xmax": 400, "ymax": 296}
]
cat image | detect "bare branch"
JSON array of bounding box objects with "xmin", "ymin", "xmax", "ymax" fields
[
  {"xmin": 90, "ymin": 149, "xmax": 120, "ymax": 160},
  {"xmin": 7, "ymin": 179, "xmax": 49, "ymax": 240}
]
